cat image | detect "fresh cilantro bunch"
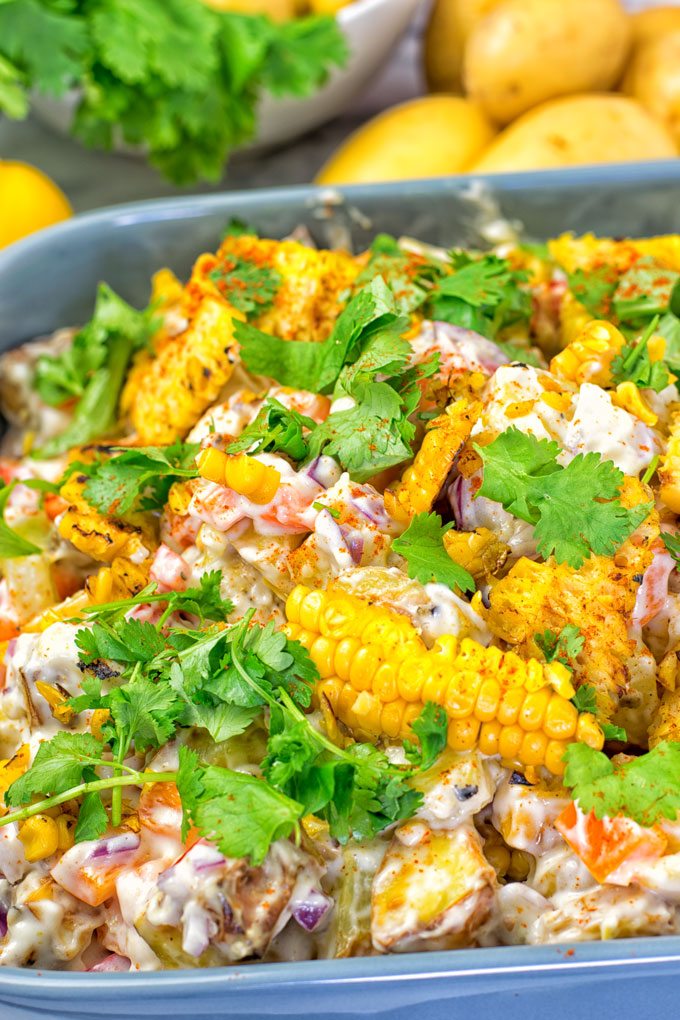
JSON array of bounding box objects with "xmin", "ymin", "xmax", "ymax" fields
[
  {"xmin": 563, "ymin": 741, "xmax": 680, "ymax": 826},
  {"xmin": 33, "ymin": 284, "xmax": 158, "ymax": 458},
  {"xmin": 0, "ymin": 2, "xmax": 347, "ymax": 185},
  {"xmin": 69, "ymin": 442, "xmax": 200, "ymax": 515},
  {"xmin": 392, "ymin": 511, "xmax": 475, "ymax": 594},
  {"xmin": 428, "ymin": 252, "xmax": 532, "ymax": 340},
  {"xmin": 476, "ymin": 428, "xmax": 652, "ymax": 568}
]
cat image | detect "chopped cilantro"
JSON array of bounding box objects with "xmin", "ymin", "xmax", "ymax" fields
[
  {"xmin": 610, "ymin": 316, "xmax": 672, "ymax": 393},
  {"xmin": 403, "ymin": 702, "xmax": 448, "ymax": 771},
  {"xmin": 226, "ymin": 398, "xmax": 314, "ymax": 462},
  {"xmin": 391, "ymin": 511, "xmax": 475, "ymax": 593},
  {"xmin": 662, "ymin": 531, "xmax": 680, "ymax": 566},
  {"xmin": 72, "ymin": 441, "xmax": 199, "ymax": 515},
  {"xmin": 536, "ymin": 624, "xmax": 584, "ymax": 669},
  {"xmin": 209, "ymin": 256, "xmax": 281, "ymax": 316},
  {"xmin": 570, "ymin": 684, "xmax": 597, "ymax": 715},
  {"xmin": 428, "ymin": 254, "xmax": 531, "ymax": 339},
  {"xmin": 476, "ymin": 428, "xmax": 652, "ymax": 569},
  {"xmin": 567, "ymin": 266, "xmax": 617, "ymax": 319},
  {"xmin": 563, "ymin": 741, "xmax": 680, "ymax": 826}
]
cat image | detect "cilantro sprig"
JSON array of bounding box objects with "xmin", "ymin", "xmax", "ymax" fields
[
  {"xmin": 535, "ymin": 624, "xmax": 584, "ymax": 669},
  {"xmin": 226, "ymin": 399, "xmax": 315, "ymax": 462},
  {"xmin": 476, "ymin": 428, "xmax": 652, "ymax": 568},
  {"xmin": 610, "ymin": 316, "xmax": 673, "ymax": 393},
  {"xmin": 428, "ymin": 253, "xmax": 532, "ymax": 340},
  {"xmin": 391, "ymin": 512, "xmax": 475, "ymax": 593},
  {"xmin": 33, "ymin": 284, "xmax": 158, "ymax": 458},
  {"xmin": 563, "ymin": 741, "xmax": 680, "ymax": 826},
  {"xmin": 70, "ymin": 442, "xmax": 200, "ymax": 515}
]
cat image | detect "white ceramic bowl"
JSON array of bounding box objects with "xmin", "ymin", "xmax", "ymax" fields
[{"xmin": 33, "ymin": 0, "xmax": 423, "ymax": 155}]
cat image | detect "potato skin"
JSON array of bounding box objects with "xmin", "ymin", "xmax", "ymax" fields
[
  {"xmin": 315, "ymin": 96, "xmax": 495, "ymax": 185},
  {"xmin": 623, "ymin": 32, "xmax": 680, "ymax": 149},
  {"xmin": 424, "ymin": 0, "xmax": 504, "ymax": 94},
  {"xmin": 463, "ymin": 0, "xmax": 632, "ymax": 125},
  {"xmin": 469, "ymin": 94, "xmax": 677, "ymax": 174},
  {"xmin": 630, "ymin": 5, "xmax": 680, "ymax": 48}
]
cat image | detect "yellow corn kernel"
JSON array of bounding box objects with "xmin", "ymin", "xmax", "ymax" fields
[
  {"xmin": 285, "ymin": 585, "xmax": 308, "ymax": 625},
  {"xmin": 421, "ymin": 668, "xmax": 449, "ymax": 706},
  {"xmin": 550, "ymin": 319, "xmax": 624, "ymax": 387},
  {"xmin": 518, "ymin": 688, "xmax": 552, "ymax": 731},
  {"xmin": 505, "ymin": 400, "xmax": 535, "ymax": 419},
  {"xmin": 539, "ymin": 391, "xmax": 572, "ymax": 413},
  {"xmin": 56, "ymin": 814, "xmax": 75, "ymax": 852},
  {"xmin": 576, "ymin": 713, "xmax": 605, "ymax": 750},
  {"xmin": 612, "ymin": 381, "xmax": 658, "ymax": 426},
  {"xmin": 318, "ymin": 676, "xmax": 343, "ymax": 712},
  {"xmin": 498, "ymin": 724, "xmax": 524, "ymax": 760},
  {"xmin": 0, "ymin": 744, "xmax": 30, "ymax": 814},
  {"xmin": 373, "ymin": 662, "xmax": 399, "ymax": 703},
  {"xmin": 544, "ymin": 694, "xmax": 578, "ymax": 740},
  {"xmin": 519, "ymin": 730, "xmax": 549, "ymax": 767},
  {"xmin": 349, "ymin": 646, "xmax": 381, "ymax": 692},
  {"xmin": 474, "ymin": 678, "xmax": 501, "ymax": 722},
  {"xmin": 320, "ymin": 595, "xmax": 361, "ymax": 640},
  {"xmin": 479, "ymin": 720, "xmax": 502, "ymax": 756},
  {"xmin": 397, "ymin": 656, "xmax": 428, "ymax": 703},
  {"xmin": 337, "ymin": 683, "xmax": 359, "ymax": 720},
  {"xmin": 224, "ymin": 454, "xmax": 281, "ymax": 505},
  {"xmin": 544, "ymin": 661, "xmax": 576, "ymax": 700},
  {"xmin": 660, "ymin": 407, "xmax": 680, "ymax": 513},
  {"xmin": 497, "ymin": 687, "xmax": 526, "ymax": 726},
  {"xmin": 350, "ymin": 691, "xmax": 383, "ymax": 733},
  {"xmin": 445, "ymin": 673, "xmax": 481, "ymax": 719},
  {"xmin": 447, "ymin": 716, "xmax": 481, "ymax": 752},
  {"xmin": 334, "ymin": 637, "xmax": 360, "ymax": 680},
  {"xmin": 34, "ymin": 681, "xmax": 74, "ymax": 726},
  {"xmin": 310, "ymin": 636, "xmax": 336, "ymax": 679},
  {"xmin": 648, "ymin": 334, "xmax": 667, "ymax": 363},
  {"xmin": 508, "ymin": 849, "xmax": 532, "ymax": 882},
  {"xmin": 443, "ymin": 527, "xmax": 509, "ymax": 582},
  {"xmin": 299, "ymin": 590, "xmax": 325, "ymax": 632},
  {"xmin": 18, "ymin": 815, "xmax": 59, "ymax": 862},
  {"xmin": 485, "ymin": 842, "xmax": 511, "ymax": 876},
  {"xmin": 91, "ymin": 566, "xmax": 113, "ymax": 605},
  {"xmin": 381, "ymin": 699, "xmax": 406, "ymax": 739},
  {"xmin": 545, "ymin": 739, "xmax": 568, "ymax": 776}
]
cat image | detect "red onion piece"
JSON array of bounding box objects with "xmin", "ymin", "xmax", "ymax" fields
[
  {"xmin": 0, "ymin": 903, "xmax": 7, "ymax": 938},
  {"xmin": 340, "ymin": 527, "xmax": 364, "ymax": 565},
  {"xmin": 350, "ymin": 494, "xmax": 391, "ymax": 529},
  {"xmin": 90, "ymin": 833, "xmax": 140, "ymax": 860},
  {"xmin": 292, "ymin": 890, "xmax": 333, "ymax": 932},
  {"xmin": 89, "ymin": 953, "xmax": 131, "ymax": 972}
]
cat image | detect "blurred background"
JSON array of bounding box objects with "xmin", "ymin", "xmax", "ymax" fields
[{"xmin": 1, "ymin": 0, "xmax": 680, "ymax": 246}]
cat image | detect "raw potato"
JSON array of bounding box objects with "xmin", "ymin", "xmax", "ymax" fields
[
  {"xmin": 463, "ymin": 0, "xmax": 632, "ymax": 125},
  {"xmin": 469, "ymin": 94, "xmax": 677, "ymax": 174},
  {"xmin": 315, "ymin": 96, "xmax": 495, "ymax": 185},
  {"xmin": 424, "ymin": 0, "xmax": 504, "ymax": 94},
  {"xmin": 623, "ymin": 32, "xmax": 680, "ymax": 149}
]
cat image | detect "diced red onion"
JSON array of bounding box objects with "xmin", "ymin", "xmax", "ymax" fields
[
  {"xmin": 6, "ymin": 639, "xmax": 16, "ymax": 659},
  {"xmin": 0, "ymin": 903, "xmax": 7, "ymax": 938},
  {"xmin": 340, "ymin": 527, "xmax": 364, "ymax": 565},
  {"xmin": 350, "ymin": 494, "xmax": 390, "ymax": 529},
  {"xmin": 448, "ymin": 476, "xmax": 466, "ymax": 529},
  {"xmin": 182, "ymin": 900, "xmax": 216, "ymax": 958},
  {"xmin": 292, "ymin": 890, "xmax": 333, "ymax": 933},
  {"xmin": 90, "ymin": 833, "xmax": 140, "ymax": 860},
  {"xmin": 89, "ymin": 953, "xmax": 131, "ymax": 972}
]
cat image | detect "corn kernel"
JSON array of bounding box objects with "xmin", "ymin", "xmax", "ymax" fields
[
  {"xmin": 196, "ymin": 445, "xmax": 227, "ymax": 485},
  {"xmin": 479, "ymin": 720, "xmax": 502, "ymax": 756},
  {"xmin": 317, "ymin": 676, "xmax": 343, "ymax": 712},
  {"xmin": 474, "ymin": 677, "xmax": 501, "ymax": 722},
  {"xmin": 544, "ymin": 695, "xmax": 578, "ymax": 740},
  {"xmin": 519, "ymin": 730, "xmax": 548, "ymax": 766},
  {"xmin": 497, "ymin": 687, "xmax": 526, "ymax": 726},
  {"xmin": 576, "ymin": 712, "xmax": 605, "ymax": 750},
  {"xmin": 505, "ymin": 400, "xmax": 535, "ymax": 419},
  {"xmin": 381, "ymin": 699, "xmax": 406, "ymax": 738},
  {"xmin": 299, "ymin": 591, "xmax": 325, "ymax": 632},
  {"xmin": 337, "ymin": 683, "xmax": 359, "ymax": 720},
  {"xmin": 34, "ymin": 681, "xmax": 74, "ymax": 725},
  {"xmin": 445, "ymin": 672, "xmax": 481, "ymax": 719},
  {"xmin": 519, "ymin": 688, "xmax": 552, "ymax": 731},
  {"xmin": 56, "ymin": 814, "xmax": 75, "ymax": 852},
  {"xmin": 545, "ymin": 739, "xmax": 567, "ymax": 775},
  {"xmin": 373, "ymin": 662, "xmax": 399, "ymax": 703},
  {"xmin": 498, "ymin": 724, "xmax": 524, "ymax": 760},
  {"xmin": 334, "ymin": 637, "xmax": 360, "ymax": 680},
  {"xmin": 540, "ymin": 391, "xmax": 572, "ymax": 413},
  {"xmin": 18, "ymin": 815, "xmax": 59, "ymax": 862},
  {"xmin": 310, "ymin": 636, "xmax": 336, "ymax": 679},
  {"xmin": 397, "ymin": 656, "xmax": 428, "ymax": 702},
  {"xmin": 485, "ymin": 842, "xmax": 511, "ymax": 876},
  {"xmin": 349, "ymin": 646, "xmax": 381, "ymax": 692},
  {"xmin": 508, "ymin": 849, "xmax": 532, "ymax": 882},
  {"xmin": 285, "ymin": 585, "xmax": 309, "ymax": 625},
  {"xmin": 612, "ymin": 381, "xmax": 658, "ymax": 426},
  {"xmin": 447, "ymin": 716, "xmax": 481, "ymax": 752},
  {"xmin": 544, "ymin": 661, "xmax": 575, "ymax": 699}
]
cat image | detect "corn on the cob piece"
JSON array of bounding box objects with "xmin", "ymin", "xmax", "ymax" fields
[
  {"xmin": 549, "ymin": 232, "xmax": 680, "ymax": 275},
  {"xmin": 443, "ymin": 527, "xmax": 509, "ymax": 582},
  {"xmin": 284, "ymin": 583, "xmax": 603, "ymax": 775},
  {"xmin": 550, "ymin": 319, "xmax": 625, "ymax": 387},
  {"xmin": 122, "ymin": 297, "xmax": 242, "ymax": 446},
  {"xmin": 659, "ymin": 405, "xmax": 680, "ymax": 513},
  {"xmin": 385, "ymin": 397, "xmax": 481, "ymax": 523},
  {"xmin": 197, "ymin": 447, "xmax": 281, "ymax": 505},
  {"xmin": 58, "ymin": 469, "xmax": 157, "ymax": 566},
  {"xmin": 189, "ymin": 236, "xmax": 359, "ymax": 343}
]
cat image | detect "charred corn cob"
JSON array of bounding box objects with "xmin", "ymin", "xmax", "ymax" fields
[
  {"xmin": 284, "ymin": 584, "xmax": 603, "ymax": 775},
  {"xmin": 443, "ymin": 527, "xmax": 509, "ymax": 582},
  {"xmin": 58, "ymin": 470, "xmax": 157, "ymax": 566},
  {"xmin": 659, "ymin": 405, "xmax": 680, "ymax": 513},
  {"xmin": 122, "ymin": 297, "xmax": 241, "ymax": 445},
  {"xmin": 385, "ymin": 397, "xmax": 481, "ymax": 523},
  {"xmin": 197, "ymin": 448, "xmax": 281, "ymax": 505}
]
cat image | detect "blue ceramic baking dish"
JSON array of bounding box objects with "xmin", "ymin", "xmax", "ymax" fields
[{"xmin": 2, "ymin": 162, "xmax": 680, "ymax": 1019}]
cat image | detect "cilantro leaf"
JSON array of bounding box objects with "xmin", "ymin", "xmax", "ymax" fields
[
  {"xmin": 237, "ymin": 277, "xmax": 409, "ymax": 394},
  {"xmin": 5, "ymin": 733, "xmax": 104, "ymax": 808},
  {"xmin": 610, "ymin": 316, "xmax": 672, "ymax": 393},
  {"xmin": 34, "ymin": 284, "xmax": 157, "ymax": 458},
  {"xmin": 82, "ymin": 572, "xmax": 232, "ymax": 627},
  {"xmin": 226, "ymin": 399, "xmax": 314, "ymax": 461},
  {"xmin": 571, "ymin": 684, "xmax": 598, "ymax": 715},
  {"xmin": 76, "ymin": 442, "xmax": 199, "ymax": 515},
  {"xmin": 209, "ymin": 255, "xmax": 281, "ymax": 315},
  {"xmin": 662, "ymin": 532, "xmax": 680, "ymax": 566},
  {"xmin": 567, "ymin": 267, "xmax": 617, "ymax": 319},
  {"xmin": 355, "ymin": 243, "xmax": 443, "ymax": 315},
  {"xmin": 76, "ymin": 618, "xmax": 166, "ymax": 666},
  {"xmin": 429, "ymin": 254, "xmax": 531, "ymax": 339},
  {"xmin": 535, "ymin": 624, "xmax": 584, "ymax": 669},
  {"xmin": 0, "ymin": 0, "xmax": 87, "ymax": 98},
  {"xmin": 391, "ymin": 512, "xmax": 475, "ymax": 593},
  {"xmin": 74, "ymin": 791, "xmax": 108, "ymax": 843},
  {"xmin": 306, "ymin": 381, "xmax": 415, "ymax": 482},
  {"xmin": 177, "ymin": 745, "xmax": 302, "ymax": 865},
  {"xmin": 476, "ymin": 428, "xmax": 652, "ymax": 568},
  {"xmin": 563, "ymin": 741, "xmax": 680, "ymax": 827},
  {"xmin": 0, "ymin": 481, "xmax": 42, "ymax": 559},
  {"xmin": 181, "ymin": 700, "xmax": 259, "ymax": 743},
  {"xmin": 601, "ymin": 723, "xmax": 627, "ymax": 742},
  {"xmin": 403, "ymin": 702, "xmax": 448, "ymax": 771},
  {"xmin": 107, "ymin": 676, "xmax": 184, "ymax": 753}
]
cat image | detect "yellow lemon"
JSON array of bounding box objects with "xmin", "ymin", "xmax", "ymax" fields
[{"xmin": 0, "ymin": 160, "xmax": 72, "ymax": 250}]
